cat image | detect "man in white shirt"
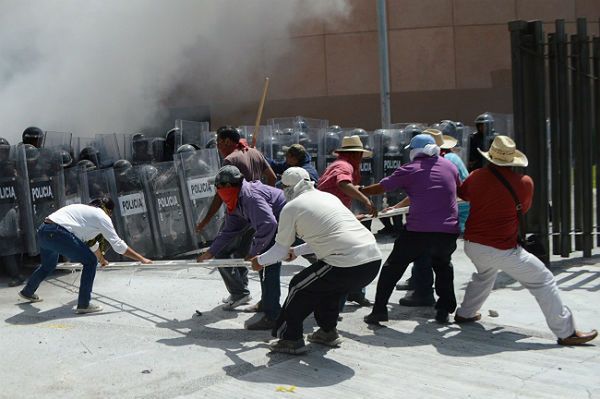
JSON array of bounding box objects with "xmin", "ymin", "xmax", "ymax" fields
[
  {"xmin": 19, "ymin": 197, "xmax": 152, "ymax": 313},
  {"xmin": 251, "ymin": 168, "xmax": 382, "ymax": 354}
]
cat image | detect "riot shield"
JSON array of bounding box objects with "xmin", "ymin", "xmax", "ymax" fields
[
  {"xmin": 42, "ymin": 131, "xmax": 73, "ymax": 155},
  {"xmin": 63, "ymin": 165, "xmax": 85, "ymax": 206},
  {"xmin": 174, "ymin": 119, "xmax": 211, "ymax": 150},
  {"xmin": 111, "ymin": 164, "xmax": 162, "ymax": 259},
  {"xmin": 237, "ymin": 125, "xmax": 273, "ymax": 159},
  {"xmin": 389, "ymin": 122, "xmax": 427, "ymax": 130},
  {"xmin": 374, "ymin": 129, "xmax": 411, "ymax": 209},
  {"xmin": 175, "ymin": 148, "xmax": 223, "ymax": 247},
  {"xmin": 0, "ymin": 145, "xmax": 35, "ymax": 256},
  {"xmin": 93, "ymin": 133, "xmax": 122, "ymax": 168},
  {"xmin": 145, "ymin": 160, "xmax": 196, "ymax": 258},
  {"xmin": 489, "ymin": 113, "xmax": 514, "ymax": 138},
  {"xmin": 452, "ymin": 124, "xmax": 471, "ymax": 165},
  {"xmin": 267, "ymin": 116, "xmax": 327, "ymax": 173},
  {"xmin": 25, "ymin": 147, "xmax": 65, "ymax": 255}
]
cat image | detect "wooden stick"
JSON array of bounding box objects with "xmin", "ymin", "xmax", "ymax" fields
[{"xmin": 251, "ymin": 77, "xmax": 270, "ymax": 148}]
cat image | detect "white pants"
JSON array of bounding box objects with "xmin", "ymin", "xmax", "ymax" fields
[{"xmin": 456, "ymin": 241, "xmax": 575, "ymax": 339}]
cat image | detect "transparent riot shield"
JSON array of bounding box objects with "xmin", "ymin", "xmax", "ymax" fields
[
  {"xmin": 389, "ymin": 122, "xmax": 427, "ymax": 130},
  {"xmin": 93, "ymin": 133, "xmax": 122, "ymax": 168},
  {"xmin": 110, "ymin": 164, "xmax": 162, "ymax": 259},
  {"xmin": 237, "ymin": 125, "xmax": 274, "ymax": 160},
  {"xmin": 267, "ymin": 116, "xmax": 328, "ymax": 173},
  {"xmin": 174, "ymin": 120, "xmax": 211, "ymax": 150},
  {"xmin": 374, "ymin": 129, "xmax": 411, "ymax": 209},
  {"xmin": 145, "ymin": 160, "xmax": 196, "ymax": 258},
  {"xmin": 490, "ymin": 113, "xmax": 514, "ymax": 138},
  {"xmin": 175, "ymin": 148, "xmax": 223, "ymax": 247},
  {"xmin": 0, "ymin": 145, "xmax": 35, "ymax": 256},
  {"xmin": 452, "ymin": 124, "xmax": 471, "ymax": 165},
  {"xmin": 25, "ymin": 147, "xmax": 65, "ymax": 254},
  {"xmin": 42, "ymin": 130, "xmax": 73, "ymax": 153},
  {"xmin": 63, "ymin": 165, "xmax": 85, "ymax": 206}
]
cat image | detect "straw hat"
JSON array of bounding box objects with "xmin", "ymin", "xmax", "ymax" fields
[
  {"xmin": 478, "ymin": 135, "xmax": 528, "ymax": 167},
  {"xmin": 422, "ymin": 128, "xmax": 457, "ymax": 149},
  {"xmin": 334, "ymin": 135, "xmax": 373, "ymax": 158}
]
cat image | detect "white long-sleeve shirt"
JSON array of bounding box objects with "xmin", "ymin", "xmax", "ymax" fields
[{"xmin": 47, "ymin": 204, "xmax": 128, "ymax": 254}]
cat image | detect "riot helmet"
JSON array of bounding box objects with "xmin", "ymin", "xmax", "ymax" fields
[
  {"xmin": 439, "ymin": 120, "xmax": 458, "ymax": 137},
  {"xmin": 60, "ymin": 150, "xmax": 73, "ymax": 168},
  {"xmin": 151, "ymin": 138, "xmax": 165, "ymax": 163},
  {"xmin": 141, "ymin": 164, "xmax": 158, "ymax": 182},
  {"xmin": 403, "ymin": 124, "xmax": 423, "ymax": 138},
  {"xmin": 328, "ymin": 125, "xmax": 342, "ymax": 134},
  {"xmin": 324, "ymin": 131, "xmax": 340, "ymax": 155},
  {"xmin": 474, "ymin": 112, "xmax": 495, "ymax": 135},
  {"xmin": 351, "ymin": 128, "xmax": 371, "ymax": 150},
  {"xmin": 297, "ymin": 130, "xmax": 310, "ymax": 146},
  {"xmin": 132, "ymin": 133, "xmax": 148, "ymax": 152},
  {"xmin": 79, "ymin": 146, "xmax": 101, "ymax": 167},
  {"xmin": 176, "ymin": 144, "xmax": 198, "ymax": 154},
  {"xmin": 205, "ymin": 138, "xmax": 217, "ymax": 149},
  {"xmin": 297, "ymin": 119, "xmax": 308, "ymax": 132},
  {"xmin": 24, "ymin": 144, "xmax": 40, "ymax": 163},
  {"xmin": 22, "ymin": 126, "xmax": 44, "ymax": 148},
  {"xmin": 113, "ymin": 159, "xmax": 132, "ymax": 172},
  {"xmin": 0, "ymin": 138, "xmax": 10, "ymax": 162},
  {"xmin": 77, "ymin": 159, "xmax": 97, "ymax": 172}
]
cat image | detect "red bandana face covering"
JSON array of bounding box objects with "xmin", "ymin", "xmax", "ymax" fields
[{"xmin": 217, "ymin": 187, "xmax": 241, "ymax": 214}]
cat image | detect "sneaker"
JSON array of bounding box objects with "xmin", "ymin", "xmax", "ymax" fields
[
  {"xmin": 557, "ymin": 330, "xmax": 598, "ymax": 346},
  {"xmin": 18, "ymin": 290, "xmax": 43, "ymax": 303},
  {"xmin": 75, "ymin": 304, "xmax": 103, "ymax": 314},
  {"xmin": 244, "ymin": 301, "xmax": 263, "ymax": 313},
  {"xmin": 364, "ymin": 311, "xmax": 388, "ymax": 325},
  {"xmin": 269, "ymin": 338, "xmax": 307, "ymax": 355},
  {"xmin": 347, "ymin": 294, "xmax": 372, "ymax": 307},
  {"xmin": 246, "ymin": 316, "xmax": 276, "ymax": 330},
  {"xmin": 399, "ymin": 292, "xmax": 435, "ymax": 307},
  {"xmin": 221, "ymin": 295, "xmax": 232, "ymax": 304},
  {"xmin": 307, "ymin": 328, "xmax": 342, "ymax": 347},
  {"xmin": 435, "ymin": 309, "xmax": 449, "ymax": 324},
  {"xmin": 222, "ymin": 294, "xmax": 251, "ymax": 311}
]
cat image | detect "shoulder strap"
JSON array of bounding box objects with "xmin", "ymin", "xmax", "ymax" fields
[{"xmin": 488, "ymin": 166, "xmax": 526, "ymax": 241}]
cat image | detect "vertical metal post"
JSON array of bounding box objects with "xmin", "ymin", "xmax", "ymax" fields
[
  {"xmin": 571, "ymin": 31, "xmax": 583, "ymax": 251},
  {"xmin": 376, "ymin": 0, "xmax": 391, "ymax": 129},
  {"xmin": 576, "ymin": 19, "xmax": 593, "ymax": 257},
  {"xmin": 594, "ymin": 34, "xmax": 600, "ymax": 246},
  {"xmin": 548, "ymin": 31, "xmax": 562, "ymax": 255},
  {"xmin": 556, "ymin": 20, "xmax": 572, "ymax": 256},
  {"xmin": 509, "ymin": 20, "xmax": 549, "ymax": 264}
]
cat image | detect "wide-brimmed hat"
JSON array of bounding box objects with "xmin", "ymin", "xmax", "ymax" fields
[
  {"xmin": 334, "ymin": 135, "xmax": 373, "ymax": 158},
  {"xmin": 478, "ymin": 135, "xmax": 528, "ymax": 167},
  {"xmin": 422, "ymin": 128, "xmax": 457, "ymax": 149}
]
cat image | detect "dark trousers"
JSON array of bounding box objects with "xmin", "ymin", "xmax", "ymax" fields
[
  {"xmin": 410, "ymin": 254, "xmax": 435, "ymax": 298},
  {"xmin": 274, "ymin": 259, "xmax": 381, "ymax": 341},
  {"xmin": 23, "ymin": 223, "xmax": 98, "ymax": 307},
  {"xmin": 215, "ymin": 226, "xmax": 254, "ymax": 298},
  {"xmin": 373, "ymin": 229, "xmax": 458, "ymax": 314}
]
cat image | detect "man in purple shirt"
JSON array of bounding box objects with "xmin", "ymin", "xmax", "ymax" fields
[
  {"xmin": 198, "ymin": 165, "xmax": 285, "ymax": 330},
  {"xmin": 360, "ymin": 134, "xmax": 461, "ymax": 324}
]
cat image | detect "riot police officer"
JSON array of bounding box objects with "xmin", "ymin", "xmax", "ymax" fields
[
  {"xmin": 468, "ymin": 112, "xmax": 495, "ymax": 171},
  {"xmin": 22, "ymin": 127, "xmax": 44, "ymax": 148}
]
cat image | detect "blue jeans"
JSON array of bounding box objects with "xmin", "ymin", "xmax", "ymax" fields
[
  {"xmin": 259, "ymin": 262, "xmax": 281, "ymax": 321},
  {"xmin": 22, "ymin": 224, "xmax": 98, "ymax": 308}
]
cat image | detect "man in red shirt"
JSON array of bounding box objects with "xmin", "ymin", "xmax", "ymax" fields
[{"xmin": 454, "ymin": 136, "xmax": 596, "ymax": 345}]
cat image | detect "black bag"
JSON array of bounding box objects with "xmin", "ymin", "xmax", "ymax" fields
[{"xmin": 488, "ymin": 167, "xmax": 547, "ymax": 261}]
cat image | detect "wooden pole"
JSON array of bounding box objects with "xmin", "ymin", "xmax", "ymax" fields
[{"xmin": 251, "ymin": 77, "xmax": 270, "ymax": 148}]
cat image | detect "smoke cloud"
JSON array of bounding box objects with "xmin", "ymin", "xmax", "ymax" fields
[{"xmin": 0, "ymin": 0, "xmax": 350, "ymax": 145}]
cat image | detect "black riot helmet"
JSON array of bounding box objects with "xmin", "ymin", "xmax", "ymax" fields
[
  {"xmin": 77, "ymin": 159, "xmax": 97, "ymax": 172},
  {"xmin": 176, "ymin": 144, "xmax": 198, "ymax": 154},
  {"xmin": 205, "ymin": 138, "xmax": 217, "ymax": 149},
  {"xmin": 328, "ymin": 125, "xmax": 342, "ymax": 134},
  {"xmin": 151, "ymin": 138, "xmax": 165, "ymax": 163},
  {"xmin": 24, "ymin": 144, "xmax": 40, "ymax": 163},
  {"xmin": 132, "ymin": 133, "xmax": 148, "ymax": 151},
  {"xmin": 60, "ymin": 150, "xmax": 73, "ymax": 168},
  {"xmin": 22, "ymin": 126, "xmax": 44, "ymax": 148},
  {"xmin": 113, "ymin": 159, "xmax": 132, "ymax": 172},
  {"xmin": 297, "ymin": 130, "xmax": 310, "ymax": 146},
  {"xmin": 351, "ymin": 128, "xmax": 371, "ymax": 150},
  {"xmin": 0, "ymin": 138, "xmax": 10, "ymax": 162},
  {"xmin": 141, "ymin": 164, "xmax": 158, "ymax": 182},
  {"xmin": 403, "ymin": 124, "xmax": 423, "ymax": 138},
  {"xmin": 79, "ymin": 146, "xmax": 101, "ymax": 167},
  {"xmin": 324, "ymin": 131, "xmax": 340, "ymax": 155},
  {"xmin": 439, "ymin": 120, "xmax": 458, "ymax": 137},
  {"xmin": 474, "ymin": 112, "xmax": 494, "ymax": 135}
]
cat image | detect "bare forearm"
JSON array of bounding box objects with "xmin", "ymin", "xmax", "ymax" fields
[
  {"xmin": 123, "ymin": 247, "xmax": 146, "ymax": 262},
  {"xmin": 361, "ymin": 183, "xmax": 385, "ymax": 196},
  {"xmin": 338, "ymin": 181, "xmax": 371, "ymax": 207},
  {"xmin": 394, "ymin": 197, "xmax": 410, "ymax": 208}
]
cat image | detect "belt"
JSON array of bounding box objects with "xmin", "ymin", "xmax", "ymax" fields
[{"xmin": 44, "ymin": 218, "xmax": 55, "ymax": 224}]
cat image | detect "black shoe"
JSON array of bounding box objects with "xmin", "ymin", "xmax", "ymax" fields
[
  {"xmin": 246, "ymin": 316, "xmax": 276, "ymax": 330},
  {"xmin": 395, "ymin": 278, "xmax": 413, "ymax": 291},
  {"xmin": 377, "ymin": 226, "xmax": 396, "ymax": 235},
  {"xmin": 364, "ymin": 311, "xmax": 388, "ymax": 325},
  {"xmin": 435, "ymin": 309, "xmax": 449, "ymax": 324},
  {"xmin": 347, "ymin": 295, "xmax": 372, "ymax": 307},
  {"xmin": 399, "ymin": 293, "xmax": 435, "ymax": 307}
]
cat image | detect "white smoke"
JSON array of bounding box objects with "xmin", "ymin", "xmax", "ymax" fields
[{"xmin": 0, "ymin": 0, "xmax": 350, "ymax": 145}]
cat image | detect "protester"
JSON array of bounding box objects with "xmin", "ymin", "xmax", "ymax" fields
[
  {"xmin": 195, "ymin": 126, "xmax": 277, "ymax": 311},
  {"xmin": 360, "ymin": 134, "xmax": 460, "ymax": 324},
  {"xmin": 454, "ymin": 135, "xmax": 597, "ymax": 345},
  {"xmin": 268, "ymin": 143, "xmax": 319, "ymax": 183},
  {"xmin": 317, "ymin": 135, "xmax": 377, "ymax": 307},
  {"xmin": 197, "ymin": 165, "xmax": 285, "ymax": 330},
  {"xmin": 252, "ymin": 167, "xmax": 382, "ymax": 354},
  {"xmin": 18, "ymin": 197, "xmax": 152, "ymax": 313}
]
